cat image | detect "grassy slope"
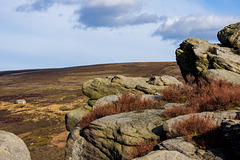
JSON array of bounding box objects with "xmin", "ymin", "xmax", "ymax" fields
[{"xmin": 0, "ymin": 62, "xmax": 182, "ymax": 160}]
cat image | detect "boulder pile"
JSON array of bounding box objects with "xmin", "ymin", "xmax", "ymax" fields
[{"xmin": 65, "ymin": 22, "xmax": 240, "ymax": 160}]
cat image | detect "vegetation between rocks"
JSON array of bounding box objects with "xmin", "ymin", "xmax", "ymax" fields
[
  {"xmin": 162, "ymin": 76, "xmax": 240, "ymax": 118},
  {"xmin": 171, "ymin": 115, "xmax": 220, "ymax": 149},
  {"xmin": 79, "ymin": 92, "xmax": 162, "ymax": 128},
  {"xmin": 131, "ymin": 139, "xmax": 159, "ymax": 158}
]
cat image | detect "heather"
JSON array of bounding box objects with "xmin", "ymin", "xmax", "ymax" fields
[{"xmin": 163, "ymin": 76, "xmax": 240, "ymax": 118}]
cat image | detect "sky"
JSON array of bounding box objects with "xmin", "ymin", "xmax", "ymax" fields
[{"xmin": 0, "ymin": 0, "xmax": 240, "ymax": 71}]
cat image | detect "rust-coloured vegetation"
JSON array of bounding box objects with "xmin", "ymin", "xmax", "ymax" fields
[
  {"xmin": 131, "ymin": 139, "xmax": 158, "ymax": 158},
  {"xmin": 79, "ymin": 92, "xmax": 162, "ymax": 129},
  {"xmin": 163, "ymin": 76, "xmax": 240, "ymax": 118},
  {"xmin": 172, "ymin": 115, "xmax": 220, "ymax": 149}
]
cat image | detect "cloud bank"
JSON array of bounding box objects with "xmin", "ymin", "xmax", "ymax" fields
[
  {"xmin": 154, "ymin": 15, "xmax": 240, "ymax": 41},
  {"xmin": 16, "ymin": 0, "xmax": 240, "ymax": 41},
  {"xmin": 16, "ymin": 0, "xmax": 161, "ymax": 27}
]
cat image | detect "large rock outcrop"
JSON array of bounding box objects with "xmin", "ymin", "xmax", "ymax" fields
[
  {"xmin": 176, "ymin": 22, "xmax": 240, "ymax": 84},
  {"xmin": 218, "ymin": 22, "xmax": 240, "ymax": 51},
  {"xmin": 0, "ymin": 130, "xmax": 31, "ymax": 160},
  {"xmin": 82, "ymin": 75, "xmax": 182, "ymax": 101},
  {"xmin": 65, "ymin": 109, "xmax": 165, "ymax": 160}
]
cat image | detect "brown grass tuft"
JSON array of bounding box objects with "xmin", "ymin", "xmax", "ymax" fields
[
  {"xmin": 173, "ymin": 115, "xmax": 219, "ymax": 149},
  {"xmin": 79, "ymin": 92, "xmax": 162, "ymax": 128},
  {"xmin": 163, "ymin": 105, "xmax": 196, "ymax": 118},
  {"xmin": 131, "ymin": 139, "xmax": 158, "ymax": 158},
  {"xmin": 162, "ymin": 77, "xmax": 240, "ymax": 118}
]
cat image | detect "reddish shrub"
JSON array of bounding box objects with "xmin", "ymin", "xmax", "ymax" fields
[
  {"xmin": 162, "ymin": 77, "xmax": 240, "ymax": 118},
  {"xmin": 79, "ymin": 92, "xmax": 162, "ymax": 128},
  {"xmin": 163, "ymin": 105, "xmax": 197, "ymax": 118},
  {"xmin": 172, "ymin": 115, "xmax": 219, "ymax": 149},
  {"xmin": 131, "ymin": 139, "xmax": 158, "ymax": 158}
]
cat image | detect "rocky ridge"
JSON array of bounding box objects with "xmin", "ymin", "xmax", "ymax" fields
[
  {"xmin": 65, "ymin": 22, "xmax": 240, "ymax": 160},
  {"xmin": 65, "ymin": 75, "xmax": 181, "ymax": 131}
]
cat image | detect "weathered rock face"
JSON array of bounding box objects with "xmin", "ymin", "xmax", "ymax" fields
[
  {"xmin": 157, "ymin": 137, "xmax": 198, "ymax": 158},
  {"xmin": 65, "ymin": 109, "xmax": 165, "ymax": 160},
  {"xmin": 65, "ymin": 105, "xmax": 92, "ymax": 131},
  {"xmin": 218, "ymin": 22, "xmax": 240, "ymax": 51},
  {"xmin": 205, "ymin": 69, "xmax": 240, "ymax": 85},
  {"xmin": 82, "ymin": 75, "xmax": 181, "ymax": 101},
  {"xmin": 176, "ymin": 22, "xmax": 240, "ymax": 83},
  {"xmin": 221, "ymin": 119, "xmax": 240, "ymax": 156},
  {"xmin": 176, "ymin": 38, "xmax": 240, "ymax": 83},
  {"xmin": 0, "ymin": 130, "xmax": 31, "ymax": 160}
]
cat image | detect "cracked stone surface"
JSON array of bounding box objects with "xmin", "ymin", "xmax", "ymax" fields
[{"xmin": 65, "ymin": 109, "xmax": 165, "ymax": 160}]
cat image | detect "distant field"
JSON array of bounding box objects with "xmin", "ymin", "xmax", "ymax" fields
[{"xmin": 0, "ymin": 62, "xmax": 182, "ymax": 160}]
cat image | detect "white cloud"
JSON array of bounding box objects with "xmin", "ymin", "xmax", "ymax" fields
[
  {"xmin": 16, "ymin": 0, "xmax": 81, "ymax": 12},
  {"xmin": 154, "ymin": 15, "xmax": 240, "ymax": 41},
  {"xmin": 76, "ymin": 0, "xmax": 160, "ymax": 28},
  {"xmin": 16, "ymin": 0, "xmax": 160, "ymax": 27}
]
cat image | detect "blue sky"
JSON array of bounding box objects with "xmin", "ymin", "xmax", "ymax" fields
[{"xmin": 0, "ymin": 0, "xmax": 239, "ymax": 71}]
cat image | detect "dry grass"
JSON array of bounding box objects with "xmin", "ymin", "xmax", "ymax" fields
[
  {"xmin": 0, "ymin": 62, "xmax": 182, "ymax": 160},
  {"xmin": 162, "ymin": 76, "xmax": 240, "ymax": 118},
  {"xmin": 172, "ymin": 115, "xmax": 219, "ymax": 149},
  {"xmin": 79, "ymin": 92, "xmax": 162, "ymax": 129},
  {"xmin": 131, "ymin": 139, "xmax": 158, "ymax": 158}
]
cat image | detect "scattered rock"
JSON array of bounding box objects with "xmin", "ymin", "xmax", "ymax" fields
[
  {"xmin": 65, "ymin": 105, "xmax": 92, "ymax": 131},
  {"xmin": 15, "ymin": 99, "xmax": 26, "ymax": 104},
  {"xmin": 65, "ymin": 109, "xmax": 165, "ymax": 160},
  {"xmin": 0, "ymin": 130, "xmax": 31, "ymax": 160}
]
